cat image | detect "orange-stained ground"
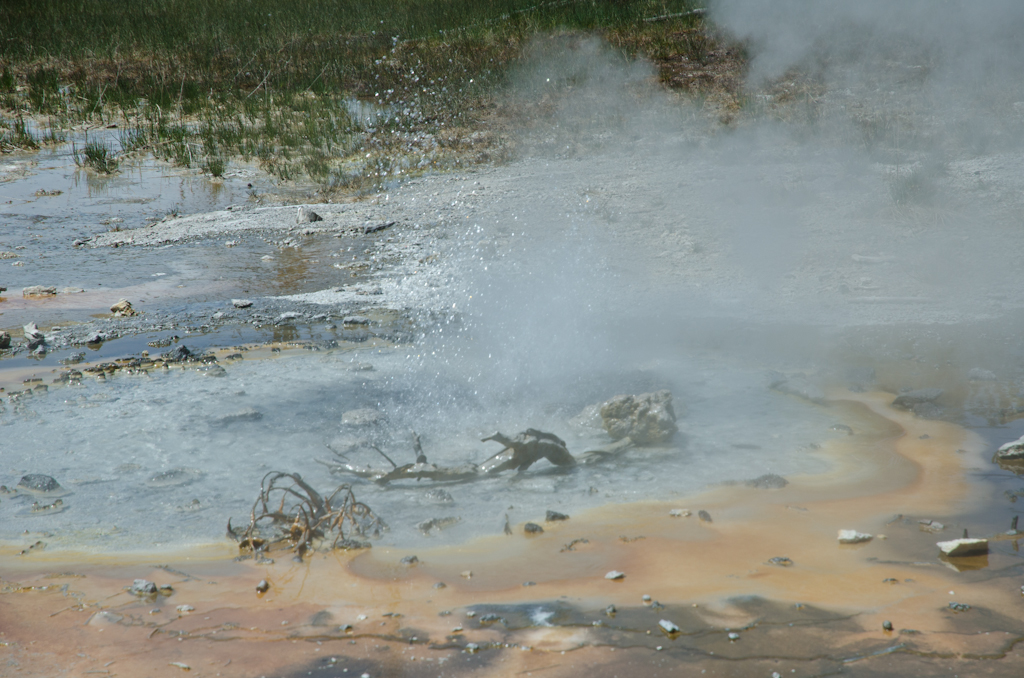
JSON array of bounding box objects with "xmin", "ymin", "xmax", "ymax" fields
[{"xmin": 3, "ymin": 390, "xmax": 1024, "ymax": 677}]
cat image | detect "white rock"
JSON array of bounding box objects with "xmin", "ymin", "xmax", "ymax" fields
[
  {"xmin": 937, "ymin": 538, "xmax": 989, "ymax": 557},
  {"xmin": 669, "ymin": 509, "xmax": 691, "ymax": 518},
  {"xmin": 837, "ymin": 529, "xmax": 873, "ymax": 544},
  {"xmin": 996, "ymin": 435, "xmax": 1024, "ymax": 460},
  {"xmin": 605, "ymin": 570, "xmax": 626, "ymax": 580},
  {"xmin": 176, "ymin": 604, "xmax": 194, "ymax": 613},
  {"xmin": 232, "ymin": 299, "xmax": 253, "ymax": 308},
  {"xmin": 658, "ymin": 619, "xmax": 680, "ymax": 634}
]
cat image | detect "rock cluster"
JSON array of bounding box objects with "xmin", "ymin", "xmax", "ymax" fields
[{"xmin": 599, "ymin": 390, "xmax": 678, "ymax": 445}]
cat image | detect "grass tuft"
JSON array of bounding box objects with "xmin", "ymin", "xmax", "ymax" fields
[{"xmin": 73, "ymin": 139, "xmax": 119, "ymax": 173}]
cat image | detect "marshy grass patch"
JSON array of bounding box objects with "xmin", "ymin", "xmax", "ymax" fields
[{"xmin": 0, "ymin": 0, "xmax": 743, "ymax": 192}]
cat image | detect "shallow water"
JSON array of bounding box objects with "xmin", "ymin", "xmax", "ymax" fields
[{"xmin": 0, "ymin": 344, "xmax": 841, "ymax": 550}]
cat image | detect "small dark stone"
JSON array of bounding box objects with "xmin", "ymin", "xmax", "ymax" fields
[
  {"xmin": 478, "ymin": 613, "xmax": 504, "ymax": 625},
  {"xmin": 400, "ymin": 555, "xmax": 419, "ymax": 566},
  {"xmin": 524, "ymin": 522, "xmax": 544, "ymax": 535},
  {"xmin": 17, "ymin": 474, "xmax": 62, "ymax": 494},
  {"xmin": 256, "ymin": 579, "xmax": 269, "ymax": 594},
  {"xmin": 698, "ymin": 510, "xmax": 712, "ymax": 523},
  {"xmin": 433, "ymin": 582, "xmax": 447, "ymax": 589},
  {"xmin": 605, "ymin": 604, "xmax": 617, "ymax": 617},
  {"xmin": 768, "ymin": 557, "xmax": 794, "ymax": 566},
  {"xmin": 891, "ymin": 388, "xmax": 943, "ymax": 411},
  {"xmin": 948, "ymin": 602, "xmax": 971, "ymax": 612},
  {"xmin": 522, "ymin": 581, "xmax": 536, "ymax": 587},
  {"xmin": 882, "ymin": 620, "xmax": 893, "ymax": 631},
  {"xmin": 545, "ymin": 510, "xmax": 570, "ymax": 522}
]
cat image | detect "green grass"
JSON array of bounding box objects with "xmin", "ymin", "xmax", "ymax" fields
[
  {"xmin": 73, "ymin": 139, "xmax": 119, "ymax": 173},
  {"xmin": 0, "ymin": 0, "xmax": 721, "ymax": 193}
]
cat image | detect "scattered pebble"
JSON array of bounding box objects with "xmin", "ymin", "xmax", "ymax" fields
[
  {"xmin": 176, "ymin": 604, "xmax": 194, "ymax": 614},
  {"xmin": 768, "ymin": 557, "xmax": 794, "ymax": 566},
  {"xmin": 524, "ymin": 522, "xmax": 544, "ymax": 535},
  {"xmin": 883, "ymin": 620, "xmax": 893, "ymax": 631},
  {"xmin": 464, "ymin": 643, "xmax": 479, "ymax": 654},
  {"xmin": 669, "ymin": 508, "xmax": 691, "ymax": 518},
  {"xmin": 232, "ymin": 299, "xmax": 253, "ymax": 308},
  {"xmin": 698, "ymin": 510, "xmax": 712, "ymax": 523},
  {"xmin": 728, "ymin": 632, "xmax": 740, "ymax": 641},
  {"xmin": 400, "ymin": 555, "xmax": 419, "ymax": 566},
  {"xmin": 605, "ymin": 570, "xmax": 626, "ymax": 580},
  {"xmin": 256, "ymin": 579, "xmax": 269, "ymax": 594},
  {"xmin": 948, "ymin": 602, "xmax": 971, "ymax": 612}
]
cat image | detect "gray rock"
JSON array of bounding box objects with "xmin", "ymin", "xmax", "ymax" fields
[
  {"xmin": 145, "ymin": 468, "xmax": 203, "ymax": 488},
  {"xmin": 524, "ymin": 522, "xmax": 544, "ymax": 535},
  {"xmin": 216, "ymin": 407, "xmax": 263, "ymax": 425},
  {"xmin": 0, "ymin": 331, "xmax": 10, "ymax": 349},
  {"xmin": 22, "ymin": 322, "xmax": 45, "ymax": 350},
  {"xmin": 768, "ymin": 372, "xmax": 825, "ymax": 404},
  {"xmin": 599, "ymin": 390, "xmax": 678, "ymax": 445},
  {"xmin": 545, "ymin": 510, "xmax": 570, "ymax": 521},
  {"xmin": 400, "ymin": 555, "xmax": 419, "ymax": 566},
  {"xmin": 746, "ymin": 473, "xmax": 788, "ymax": 489},
  {"xmin": 59, "ymin": 287, "xmax": 85, "ymax": 294},
  {"xmin": 130, "ymin": 579, "xmax": 158, "ymax": 596},
  {"xmin": 891, "ymin": 388, "xmax": 943, "ymax": 410},
  {"xmin": 968, "ymin": 368, "xmax": 997, "ymax": 381},
  {"xmin": 85, "ymin": 332, "xmax": 107, "ymax": 344},
  {"xmin": 22, "ymin": 285, "xmax": 57, "ymax": 296},
  {"xmin": 342, "ymin": 315, "xmax": 370, "ymax": 325},
  {"xmin": 363, "ymin": 220, "xmax": 395, "ymax": 234},
  {"xmin": 17, "ymin": 474, "xmax": 63, "ymax": 494},
  {"xmin": 342, "ymin": 408, "xmax": 384, "ymax": 426},
  {"xmin": 277, "ymin": 311, "xmax": 302, "ymax": 323},
  {"xmin": 232, "ymin": 299, "xmax": 253, "ymax": 309},
  {"xmin": 297, "ymin": 207, "xmax": 323, "ymax": 223},
  {"xmin": 424, "ymin": 489, "xmax": 454, "ymax": 503}
]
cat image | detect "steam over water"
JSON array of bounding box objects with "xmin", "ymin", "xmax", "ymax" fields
[
  {"xmin": 0, "ymin": 346, "xmax": 841, "ymax": 549},
  {"xmin": 5, "ymin": 2, "xmax": 1024, "ymax": 559}
]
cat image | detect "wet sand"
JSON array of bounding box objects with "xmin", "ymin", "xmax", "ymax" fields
[{"xmin": 3, "ymin": 390, "xmax": 1024, "ymax": 676}]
